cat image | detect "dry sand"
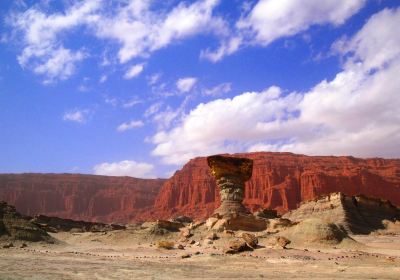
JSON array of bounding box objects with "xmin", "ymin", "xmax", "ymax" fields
[{"xmin": 0, "ymin": 228, "xmax": 400, "ymax": 279}]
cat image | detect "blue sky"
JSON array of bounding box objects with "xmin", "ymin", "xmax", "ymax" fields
[{"xmin": 1, "ymin": 0, "xmax": 400, "ymax": 178}]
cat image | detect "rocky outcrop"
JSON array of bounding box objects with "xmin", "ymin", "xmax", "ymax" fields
[
  {"xmin": 283, "ymin": 192, "xmax": 400, "ymax": 234},
  {"xmin": 31, "ymin": 215, "xmax": 125, "ymax": 233},
  {"xmin": 0, "ymin": 174, "xmax": 165, "ymax": 223},
  {"xmin": 149, "ymin": 152, "xmax": 400, "ymax": 220},
  {"xmin": 0, "ymin": 201, "xmax": 53, "ymax": 243}
]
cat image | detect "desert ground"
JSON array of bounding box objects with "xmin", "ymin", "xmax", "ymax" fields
[{"xmin": 1, "ymin": 225, "xmax": 400, "ymax": 280}]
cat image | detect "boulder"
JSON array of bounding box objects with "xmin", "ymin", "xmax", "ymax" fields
[
  {"xmin": 157, "ymin": 240, "xmax": 175, "ymax": 250},
  {"xmin": 275, "ymin": 236, "xmax": 291, "ymax": 249},
  {"xmin": 224, "ymin": 215, "xmax": 267, "ymax": 232},
  {"xmin": 180, "ymin": 228, "xmax": 192, "ymax": 238},
  {"xmin": 224, "ymin": 240, "xmax": 251, "ymax": 254},
  {"xmin": 206, "ymin": 218, "xmax": 218, "ymax": 229},
  {"xmin": 242, "ymin": 233, "xmax": 258, "ymax": 249},
  {"xmin": 206, "ymin": 232, "xmax": 219, "ymax": 240},
  {"xmin": 156, "ymin": 220, "xmax": 184, "ymax": 231}
]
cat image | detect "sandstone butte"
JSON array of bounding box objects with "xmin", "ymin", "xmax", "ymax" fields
[{"xmin": 0, "ymin": 152, "xmax": 400, "ymax": 223}]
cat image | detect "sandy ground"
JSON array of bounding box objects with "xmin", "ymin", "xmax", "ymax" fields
[{"xmin": 1, "ymin": 229, "xmax": 400, "ymax": 280}]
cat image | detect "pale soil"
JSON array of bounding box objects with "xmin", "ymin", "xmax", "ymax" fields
[{"xmin": 0, "ymin": 229, "xmax": 400, "ymax": 279}]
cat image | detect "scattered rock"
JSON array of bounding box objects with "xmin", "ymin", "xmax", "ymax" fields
[
  {"xmin": 212, "ymin": 219, "xmax": 227, "ymax": 232},
  {"xmin": 2, "ymin": 242, "xmax": 14, "ymax": 248},
  {"xmin": 177, "ymin": 244, "xmax": 185, "ymax": 250},
  {"xmin": 206, "ymin": 232, "xmax": 218, "ymax": 240},
  {"xmin": 189, "ymin": 221, "xmax": 205, "ymax": 230},
  {"xmin": 206, "ymin": 218, "xmax": 219, "ymax": 229},
  {"xmin": 224, "ymin": 239, "xmax": 251, "ymax": 254},
  {"xmin": 204, "ymin": 239, "xmax": 213, "ymax": 245},
  {"xmin": 172, "ymin": 216, "xmax": 193, "ymax": 224},
  {"xmin": 157, "ymin": 241, "xmax": 175, "ymax": 250},
  {"xmin": 20, "ymin": 243, "xmax": 27, "ymax": 248},
  {"xmin": 224, "ymin": 230, "xmax": 235, "ymax": 236},
  {"xmin": 275, "ymin": 236, "xmax": 291, "ymax": 249},
  {"xmin": 224, "ymin": 215, "xmax": 267, "ymax": 232},
  {"xmin": 181, "ymin": 254, "xmax": 191, "ymax": 259},
  {"xmin": 189, "ymin": 240, "xmax": 196, "ymax": 245},
  {"xmin": 156, "ymin": 220, "xmax": 184, "ymax": 231},
  {"xmin": 242, "ymin": 233, "xmax": 258, "ymax": 249},
  {"xmin": 254, "ymin": 209, "xmax": 279, "ymax": 219},
  {"xmin": 267, "ymin": 218, "xmax": 294, "ymax": 232},
  {"xmin": 180, "ymin": 228, "xmax": 193, "ymax": 238}
]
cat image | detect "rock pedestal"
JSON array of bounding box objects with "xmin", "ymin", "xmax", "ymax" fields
[
  {"xmin": 207, "ymin": 155, "xmax": 267, "ymax": 231},
  {"xmin": 207, "ymin": 155, "xmax": 253, "ymax": 218}
]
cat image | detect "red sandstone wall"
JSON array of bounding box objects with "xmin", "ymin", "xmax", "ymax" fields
[
  {"xmin": 146, "ymin": 152, "xmax": 400, "ymax": 220},
  {"xmin": 1, "ymin": 153, "xmax": 399, "ymax": 223},
  {"xmin": 0, "ymin": 173, "xmax": 165, "ymax": 223}
]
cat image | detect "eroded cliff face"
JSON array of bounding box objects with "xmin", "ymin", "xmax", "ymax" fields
[
  {"xmin": 1, "ymin": 153, "xmax": 399, "ymax": 223},
  {"xmin": 0, "ymin": 174, "xmax": 165, "ymax": 223},
  {"xmin": 147, "ymin": 152, "xmax": 400, "ymax": 220}
]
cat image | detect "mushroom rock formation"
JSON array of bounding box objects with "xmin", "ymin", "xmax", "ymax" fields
[
  {"xmin": 207, "ymin": 155, "xmax": 267, "ymax": 231},
  {"xmin": 207, "ymin": 155, "xmax": 253, "ymax": 217}
]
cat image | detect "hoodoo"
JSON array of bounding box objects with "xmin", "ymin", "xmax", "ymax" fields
[
  {"xmin": 207, "ymin": 155, "xmax": 253, "ymax": 217},
  {"xmin": 207, "ymin": 155, "xmax": 267, "ymax": 231}
]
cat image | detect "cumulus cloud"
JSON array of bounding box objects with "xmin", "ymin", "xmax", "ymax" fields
[
  {"xmin": 95, "ymin": 0, "xmax": 225, "ymax": 63},
  {"xmin": 93, "ymin": 160, "xmax": 155, "ymax": 178},
  {"xmin": 203, "ymin": 0, "xmax": 366, "ymax": 61},
  {"xmin": 124, "ymin": 63, "xmax": 145, "ymax": 79},
  {"xmin": 10, "ymin": 0, "xmax": 100, "ymax": 82},
  {"xmin": 63, "ymin": 109, "xmax": 91, "ymax": 123},
  {"xmin": 117, "ymin": 120, "xmax": 144, "ymax": 132},
  {"xmin": 152, "ymin": 8, "xmax": 400, "ymax": 165},
  {"xmin": 8, "ymin": 0, "xmax": 224, "ymax": 80},
  {"xmin": 176, "ymin": 77, "xmax": 197, "ymax": 93}
]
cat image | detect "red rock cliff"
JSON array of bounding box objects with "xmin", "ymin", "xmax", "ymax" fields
[
  {"xmin": 0, "ymin": 173, "xmax": 165, "ymax": 223},
  {"xmin": 146, "ymin": 152, "xmax": 400, "ymax": 220}
]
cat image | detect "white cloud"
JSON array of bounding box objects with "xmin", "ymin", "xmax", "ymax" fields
[
  {"xmin": 93, "ymin": 160, "xmax": 155, "ymax": 178},
  {"xmin": 63, "ymin": 109, "xmax": 90, "ymax": 123},
  {"xmin": 117, "ymin": 120, "xmax": 144, "ymax": 132},
  {"xmin": 203, "ymin": 82, "xmax": 232, "ymax": 96},
  {"xmin": 144, "ymin": 102, "xmax": 163, "ymax": 117},
  {"xmin": 176, "ymin": 77, "xmax": 197, "ymax": 93},
  {"xmin": 95, "ymin": 0, "xmax": 225, "ymax": 63},
  {"xmin": 122, "ymin": 98, "xmax": 142, "ymax": 108},
  {"xmin": 124, "ymin": 63, "xmax": 144, "ymax": 79},
  {"xmin": 151, "ymin": 8, "xmax": 400, "ymax": 165},
  {"xmin": 10, "ymin": 0, "xmax": 100, "ymax": 81},
  {"xmin": 202, "ymin": 0, "xmax": 366, "ymax": 61},
  {"xmin": 99, "ymin": 75, "xmax": 107, "ymax": 83},
  {"xmin": 148, "ymin": 73, "xmax": 161, "ymax": 86}
]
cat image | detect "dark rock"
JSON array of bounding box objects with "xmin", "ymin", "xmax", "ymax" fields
[
  {"xmin": 0, "ymin": 201, "xmax": 53, "ymax": 243},
  {"xmin": 172, "ymin": 216, "xmax": 193, "ymax": 224},
  {"xmin": 254, "ymin": 209, "xmax": 279, "ymax": 219},
  {"xmin": 156, "ymin": 220, "xmax": 184, "ymax": 231}
]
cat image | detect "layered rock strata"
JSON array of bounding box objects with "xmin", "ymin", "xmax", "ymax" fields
[
  {"xmin": 0, "ymin": 174, "xmax": 165, "ymax": 223},
  {"xmin": 283, "ymin": 192, "xmax": 400, "ymax": 234},
  {"xmin": 151, "ymin": 152, "xmax": 400, "ymax": 220}
]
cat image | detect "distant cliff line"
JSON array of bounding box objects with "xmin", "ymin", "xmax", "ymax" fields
[{"xmin": 1, "ymin": 152, "xmax": 399, "ymax": 223}]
